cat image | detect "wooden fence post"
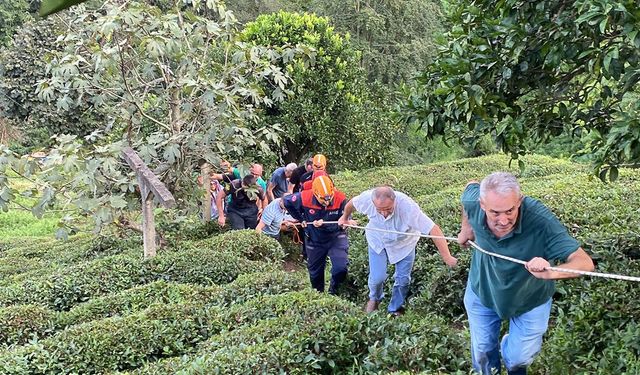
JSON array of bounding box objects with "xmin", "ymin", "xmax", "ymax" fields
[
  {"xmin": 201, "ymin": 163, "xmax": 211, "ymax": 223},
  {"xmin": 121, "ymin": 147, "xmax": 175, "ymax": 258}
]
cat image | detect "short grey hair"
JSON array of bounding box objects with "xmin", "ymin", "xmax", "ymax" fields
[
  {"xmin": 479, "ymin": 172, "xmax": 522, "ymax": 200},
  {"xmin": 372, "ymin": 186, "xmax": 396, "ymax": 202},
  {"xmin": 285, "ymin": 163, "xmax": 297, "ymax": 172}
]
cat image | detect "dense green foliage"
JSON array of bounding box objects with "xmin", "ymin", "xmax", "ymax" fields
[
  {"xmin": 0, "ymin": 1, "xmax": 33, "ymax": 48},
  {"xmin": 405, "ymin": 0, "xmax": 640, "ymax": 180},
  {"xmin": 0, "ymin": 0, "xmax": 317, "ymax": 238},
  {"xmin": 241, "ymin": 11, "xmax": 401, "ymax": 169},
  {"xmin": 0, "ymin": 16, "xmax": 104, "ymax": 152},
  {"xmin": 230, "ymin": 0, "xmax": 444, "ymax": 85}
]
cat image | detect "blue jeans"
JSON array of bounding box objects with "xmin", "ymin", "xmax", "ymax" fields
[
  {"xmin": 368, "ymin": 247, "xmax": 415, "ymax": 313},
  {"xmin": 463, "ymin": 284, "xmax": 551, "ymax": 374}
]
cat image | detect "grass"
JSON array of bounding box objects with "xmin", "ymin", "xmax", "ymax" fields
[
  {"xmin": 0, "ymin": 172, "xmax": 62, "ymax": 239},
  {"xmin": 0, "ymin": 210, "xmax": 59, "ymax": 238}
]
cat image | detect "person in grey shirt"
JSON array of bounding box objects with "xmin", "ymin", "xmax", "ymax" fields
[
  {"xmin": 338, "ymin": 186, "xmax": 457, "ymax": 315},
  {"xmin": 267, "ymin": 163, "xmax": 297, "ymax": 202},
  {"xmin": 256, "ymin": 198, "xmax": 296, "ymax": 239}
]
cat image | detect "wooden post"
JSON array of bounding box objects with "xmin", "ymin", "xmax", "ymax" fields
[
  {"xmin": 121, "ymin": 147, "xmax": 175, "ymax": 259},
  {"xmin": 201, "ymin": 163, "xmax": 211, "ymax": 223}
]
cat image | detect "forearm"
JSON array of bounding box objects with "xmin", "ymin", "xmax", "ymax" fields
[
  {"xmin": 430, "ymin": 225, "xmax": 454, "ymax": 260},
  {"xmin": 255, "ymin": 220, "xmax": 265, "ymax": 233},
  {"xmin": 458, "ymin": 209, "xmax": 475, "ymax": 241},
  {"xmin": 340, "ymin": 200, "xmax": 355, "ymax": 220},
  {"xmin": 549, "ymin": 248, "xmax": 595, "ymax": 279},
  {"xmin": 215, "ymin": 194, "xmax": 225, "ymax": 218}
]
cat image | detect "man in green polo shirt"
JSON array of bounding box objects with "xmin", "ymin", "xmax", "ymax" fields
[{"xmin": 457, "ymin": 172, "xmax": 594, "ymax": 375}]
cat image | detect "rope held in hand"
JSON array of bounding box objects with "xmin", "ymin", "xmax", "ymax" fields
[{"xmin": 293, "ymin": 220, "xmax": 640, "ymax": 282}]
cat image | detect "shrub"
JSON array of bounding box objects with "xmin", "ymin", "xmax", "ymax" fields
[
  {"xmin": 214, "ymin": 270, "xmax": 308, "ymax": 306},
  {"xmin": 0, "ymin": 305, "xmax": 57, "ymax": 347},
  {"xmin": 128, "ymin": 291, "xmax": 362, "ymax": 374},
  {"xmin": 0, "ymin": 302, "xmax": 223, "ymax": 374},
  {"xmin": 332, "ymin": 153, "xmax": 586, "ymax": 199},
  {"xmin": 0, "ymin": 247, "xmax": 276, "ymax": 311},
  {"xmin": 131, "ymin": 291, "xmax": 469, "ymax": 374},
  {"xmin": 57, "ymin": 281, "xmax": 220, "ymax": 327},
  {"xmin": 201, "ymin": 229, "xmax": 286, "ymax": 262}
]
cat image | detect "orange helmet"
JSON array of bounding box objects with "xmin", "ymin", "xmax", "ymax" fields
[
  {"xmin": 312, "ymin": 175, "xmax": 334, "ymax": 206},
  {"xmin": 312, "ymin": 154, "xmax": 327, "ymax": 171}
]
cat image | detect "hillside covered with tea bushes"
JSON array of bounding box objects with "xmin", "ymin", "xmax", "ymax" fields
[{"xmin": 0, "ymin": 154, "xmax": 639, "ymax": 374}]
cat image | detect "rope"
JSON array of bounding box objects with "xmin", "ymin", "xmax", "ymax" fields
[
  {"xmin": 292, "ymin": 220, "xmax": 640, "ymax": 282},
  {"xmin": 290, "ymin": 225, "xmax": 303, "ymax": 245}
]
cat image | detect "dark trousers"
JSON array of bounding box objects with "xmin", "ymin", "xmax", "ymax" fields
[
  {"xmin": 227, "ymin": 209, "xmax": 258, "ymax": 230},
  {"xmin": 305, "ymin": 234, "xmax": 349, "ymax": 294}
]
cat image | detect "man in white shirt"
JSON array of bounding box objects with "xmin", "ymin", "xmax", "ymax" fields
[{"xmin": 338, "ymin": 186, "xmax": 457, "ymax": 315}]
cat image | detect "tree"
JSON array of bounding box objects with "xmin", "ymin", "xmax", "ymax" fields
[
  {"xmin": 0, "ymin": 0, "xmax": 33, "ymax": 47},
  {"xmin": 228, "ymin": 0, "xmax": 445, "ymax": 86},
  {"xmin": 297, "ymin": 0, "xmax": 445, "ymax": 85},
  {"xmin": 0, "ymin": 0, "xmax": 309, "ymax": 237},
  {"xmin": 404, "ymin": 0, "xmax": 640, "ymax": 179},
  {"xmin": 241, "ymin": 11, "xmax": 400, "ymax": 169},
  {"xmin": 0, "ymin": 15, "xmax": 104, "ymax": 153}
]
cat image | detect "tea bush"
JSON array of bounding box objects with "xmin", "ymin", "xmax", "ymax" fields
[
  {"xmin": 205, "ymin": 229, "xmax": 286, "ymax": 262},
  {"xmin": 333, "ymin": 154, "xmax": 586, "ymax": 198},
  {"xmin": 0, "ymin": 304, "xmax": 56, "ymax": 347},
  {"xmin": 129, "ymin": 291, "xmax": 470, "ymax": 374},
  {"xmin": 0, "ymin": 270, "xmax": 307, "ymax": 349},
  {"xmin": 57, "ymin": 281, "xmax": 220, "ymax": 328},
  {"xmin": 0, "ymin": 302, "xmax": 223, "ymax": 374},
  {"xmin": 0, "ymin": 247, "xmax": 276, "ymax": 311}
]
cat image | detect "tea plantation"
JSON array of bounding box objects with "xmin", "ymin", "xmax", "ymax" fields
[{"xmin": 0, "ymin": 154, "xmax": 639, "ymax": 374}]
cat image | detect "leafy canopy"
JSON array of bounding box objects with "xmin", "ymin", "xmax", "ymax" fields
[
  {"xmin": 404, "ymin": 0, "xmax": 640, "ymax": 180},
  {"xmin": 0, "ymin": 0, "xmax": 310, "ymax": 237},
  {"xmin": 241, "ymin": 11, "xmax": 400, "ymax": 169}
]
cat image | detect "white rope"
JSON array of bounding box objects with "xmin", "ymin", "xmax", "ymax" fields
[{"xmin": 296, "ymin": 220, "xmax": 640, "ymax": 282}]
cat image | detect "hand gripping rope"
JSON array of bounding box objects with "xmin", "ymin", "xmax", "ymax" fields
[{"xmin": 297, "ymin": 220, "xmax": 640, "ymax": 282}]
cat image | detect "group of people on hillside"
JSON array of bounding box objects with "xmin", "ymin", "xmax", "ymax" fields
[{"xmin": 198, "ymin": 156, "xmax": 596, "ymax": 375}]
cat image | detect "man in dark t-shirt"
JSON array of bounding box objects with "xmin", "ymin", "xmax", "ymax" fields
[
  {"xmin": 216, "ymin": 175, "xmax": 265, "ymax": 230},
  {"xmin": 288, "ymin": 158, "xmax": 313, "ymax": 194}
]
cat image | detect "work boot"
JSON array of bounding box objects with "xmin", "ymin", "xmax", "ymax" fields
[
  {"xmin": 365, "ymin": 300, "xmax": 379, "ymax": 313},
  {"xmin": 389, "ymin": 306, "xmax": 405, "ymax": 318}
]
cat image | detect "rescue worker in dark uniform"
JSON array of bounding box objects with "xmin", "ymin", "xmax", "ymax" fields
[{"xmin": 283, "ymin": 175, "xmax": 356, "ymax": 294}]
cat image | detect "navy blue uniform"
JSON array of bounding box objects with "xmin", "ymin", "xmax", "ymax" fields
[{"xmin": 283, "ymin": 190, "xmax": 349, "ymax": 294}]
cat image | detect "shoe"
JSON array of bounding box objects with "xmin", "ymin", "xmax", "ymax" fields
[
  {"xmin": 389, "ymin": 307, "xmax": 405, "ymax": 317},
  {"xmin": 365, "ymin": 300, "xmax": 379, "ymax": 313}
]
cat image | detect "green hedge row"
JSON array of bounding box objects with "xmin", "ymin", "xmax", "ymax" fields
[
  {"xmin": 333, "ymin": 154, "xmax": 585, "ymax": 198},
  {"xmin": 126, "ymin": 290, "xmax": 470, "ymax": 374},
  {"xmin": 0, "ymin": 302, "xmax": 223, "ymax": 374},
  {"xmin": 0, "ymin": 270, "xmax": 309, "ymax": 372},
  {"xmin": 0, "ymin": 235, "xmax": 140, "ymax": 287},
  {"xmin": 191, "ymin": 229, "xmax": 286, "ymax": 262},
  {"xmin": 0, "ymin": 246, "xmax": 277, "ymax": 311},
  {"xmin": 0, "ymin": 270, "xmax": 307, "ymax": 348}
]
